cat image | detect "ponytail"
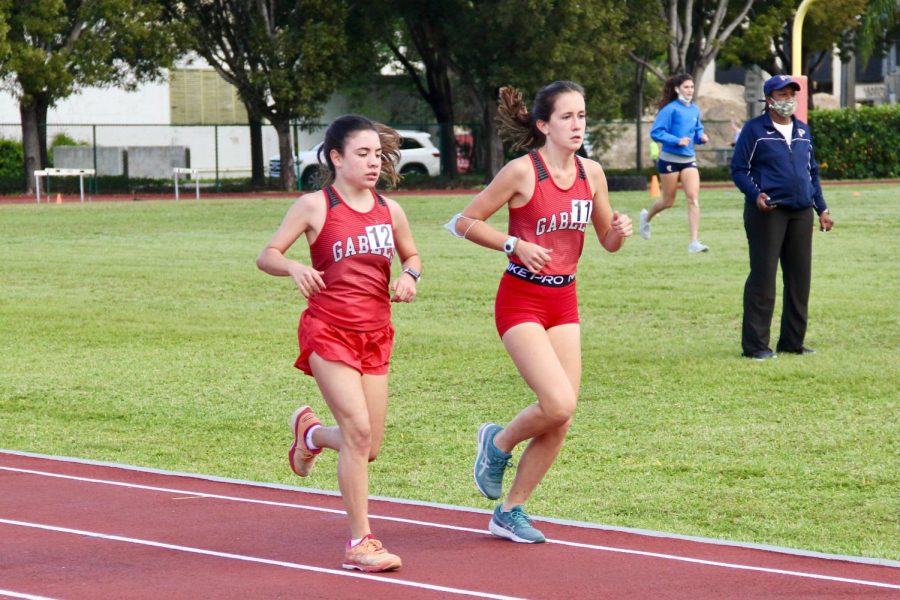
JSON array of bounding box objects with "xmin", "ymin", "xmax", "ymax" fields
[
  {"xmin": 497, "ymin": 86, "xmax": 539, "ymax": 151},
  {"xmin": 375, "ymin": 123, "xmax": 401, "ymax": 187}
]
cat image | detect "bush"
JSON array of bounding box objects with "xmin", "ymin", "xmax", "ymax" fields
[
  {"xmin": 0, "ymin": 138, "xmax": 24, "ymax": 192},
  {"xmin": 809, "ymin": 105, "xmax": 900, "ymax": 179},
  {"xmin": 605, "ymin": 175, "xmax": 647, "ymax": 191},
  {"xmin": 395, "ymin": 172, "xmax": 485, "ymax": 190},
  {"xmin": 0, "ymin": 133, "xmax": 93, "ymax": 193},
  {"xmin": 603, "ymin": 165, "xmax": 733, "ymax": 184},
  {"xmin": 50, "ymin": 132, "xmax": 87, "ymax": 148},
  {"xmin": 0, "ymin": 138, "xmax": 23, "ymax": 179}
]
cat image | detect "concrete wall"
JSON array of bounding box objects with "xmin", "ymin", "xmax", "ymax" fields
[
  {"xmin": 126, "ymin": 146, "xmax": 189, "ymax": 179},
  {"xmin": 53, "ymin": 146, "xmax": 127, "ymax": 176},
  {"xmin": 52, "ymin": 145, "xmax": 190, "ymax": 178}
]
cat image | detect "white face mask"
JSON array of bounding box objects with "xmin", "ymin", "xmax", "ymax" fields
[
  {"xmin": 677, "ymin": 93, "xmax": 692, "ymax": 104},
  {"xmin": 769, "ymin": 98, "xmax": 797, "ymax": 118}
]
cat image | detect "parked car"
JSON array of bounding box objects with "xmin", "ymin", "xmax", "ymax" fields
[
  {"xmin": 455, "ymin": 131, "xmax": 474, "ymax": 173},
  {"xmin": 269, "ymin": 129, "xmax": 441, "ymax": 189}
]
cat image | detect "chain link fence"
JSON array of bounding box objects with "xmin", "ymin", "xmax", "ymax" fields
[
  {"xmin": 591, "ymin": 119, "xmax": 737, "ymax": 170},
  {"xmin": 0, "ymin": 119, "xmax": 740, "ymax": 194}
]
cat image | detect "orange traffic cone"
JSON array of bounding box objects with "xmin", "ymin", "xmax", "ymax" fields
[
  {"xmin": 55, "ymin": 193, "xmax": 62, "ymax": 204},
  {"xmin": 648, "ymin": 175, "xmax": 660, "ymax": 198}
]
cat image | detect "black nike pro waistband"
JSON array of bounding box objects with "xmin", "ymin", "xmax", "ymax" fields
[{"xmin": 505, "ymin": 262, "xmax": 576, "ymax": 287}]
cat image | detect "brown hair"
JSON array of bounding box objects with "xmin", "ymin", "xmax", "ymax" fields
[
  {"xmin": 496, "ymin": 81, "xmax": 586, "ymax": 151},
  {"xmin": 656, "ymin": 73, "xmax": 693, "ymax": 110},
  {"xmin": 317, "ymin": 115, "xmax": 401, "ymax": 187}
]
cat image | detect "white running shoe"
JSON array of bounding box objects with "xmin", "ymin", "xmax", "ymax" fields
[
  {"xmin": 688, "ymin": 240, "xmax": 709, "ymax": 253},
  {"xmin": 639, "ymin": 209, "xmax": 651, "ymax": 240}
]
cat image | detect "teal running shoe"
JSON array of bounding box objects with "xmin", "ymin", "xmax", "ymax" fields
[
  {"xmin": 473, "ymin": 423, "xmax": 511, "ymax": 500},
  {"xmin": 489, "ymin": 504, "xmax": 545, "ymax": 543}
]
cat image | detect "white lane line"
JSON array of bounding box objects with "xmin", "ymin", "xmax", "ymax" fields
[
  {"xmin": 546, "ymin": 539, "xmax": 900, "ymax": 590},
  {"xmin": 0, "ymin": 591, "xmax": 58, "ymax": 600},
  {"xmin": 3, "ymin": 466, "xmax": 899, "ymax": 590},
  {"xmin": 5, "ymin": 448, "xmax": 897, "ymax": 570},
  {"xmin": 0, "ymin": 518, "xmax": 523, "ymax": 600},
  {"xmin": 0, "ymin": 466, "xmax": 479, "ymax": 532}
]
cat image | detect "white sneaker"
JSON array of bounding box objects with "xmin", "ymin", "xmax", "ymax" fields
[
  {"xmin": 688, "ymin": 240, "xmax": 709, "ymax": 253},
  {"xmin": 639, "ymin": 209, "xmax": 651, "ymax": 240}
]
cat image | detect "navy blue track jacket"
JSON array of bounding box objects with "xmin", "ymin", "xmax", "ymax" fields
[{"xmin": 730, "ymin": 112, "xmax": 827, "ymax": 214}]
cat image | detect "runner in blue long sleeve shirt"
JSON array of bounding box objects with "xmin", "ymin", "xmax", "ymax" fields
[{"xmin": 640, "ymin": 74, "xmax": 711, "ymax": 253}]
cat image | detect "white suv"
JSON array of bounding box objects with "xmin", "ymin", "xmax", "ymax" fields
[{"xmin": 269, "ymin": 129, "xmax": 441, "ymax": 189}]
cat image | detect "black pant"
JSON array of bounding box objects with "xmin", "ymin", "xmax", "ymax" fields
[{"xmin": 742, "ymin": 204, "xmax": 813, "ymax": 356}]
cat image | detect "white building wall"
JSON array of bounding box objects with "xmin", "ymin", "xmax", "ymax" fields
[{"xmin": 0, "ymin": 68, "xmax": 349, "ymax": 177}]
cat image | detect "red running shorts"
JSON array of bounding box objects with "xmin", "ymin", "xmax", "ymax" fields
[
  {"xmin": 494, "ymin": 272, "xmax": 579, "ymax": 338},
  {"xmin": 294, "ymin": 310, "xmax": 394, "ymax": 376}
]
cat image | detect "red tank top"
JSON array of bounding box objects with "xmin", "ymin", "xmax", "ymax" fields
[
  {"xmin": 306, "ymin": 186, "xmax": 395, "ymax": 330},
  {"xmin": 508, "ymin": 151, "xmax": 594, "ymax": 275}
]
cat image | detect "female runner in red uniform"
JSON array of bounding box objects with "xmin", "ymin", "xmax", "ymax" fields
[
  {"xmin": 447, "ymin": 81, "xmax": 631, "ymax": 543},
  {"xmin": 256, "ymin": 115, "xmax": 421, "ymax": 572}
]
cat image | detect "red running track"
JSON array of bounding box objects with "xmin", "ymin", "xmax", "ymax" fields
[{"xmin": 1, "ymin": 450, "xmax": 898, "ymax": 600}]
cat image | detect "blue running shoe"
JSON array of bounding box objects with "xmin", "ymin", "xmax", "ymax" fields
[
  {"xmin": 473, "ymin": 423, "xmax": 511, "ymax": 500},
  {"xmin": 489, "ymin": 505, "xmax": 545, "ymax": 543}
]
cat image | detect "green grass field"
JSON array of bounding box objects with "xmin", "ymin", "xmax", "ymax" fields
[{"xmin": 1, "ymin": 184, "xmax": 897, "ymax": 560}]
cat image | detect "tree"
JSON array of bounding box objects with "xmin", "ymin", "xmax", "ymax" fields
[
  {"xmin": 629, "ymin": 0, "xmax": 758, "ymax": 91},
  {"xmin": 245, "ymin": 103, "xmax": 265, "ymax": 188},
  {"xmin": 624, "ymin": 0, "xmax": 669, "ymax": 83},
  {"xmin": 0, "ymin": 2, "xmax": 11, "ymax": 70},
  {"xmin": 717, "ymin": 0, "xmax": 794, "ymax": 77},
  {"xmin": 383, "ymin": 2, "xmax": 460, "ymax": 179},
  {"xmin": 857, "ymin": 0, "xmax": 900, "ymax": 63},
  {"xmin": 165, "ymin": 1, "xmax": 376, "ymax": 191},
  {"xmin": 376, "ymin": 1, "xmax": 630, "ymax": 181},
  {"xmin": 0, "ymin": 1, "xmax": 180, "ymax": 193},
  {"xmin": 446, "ymin": 0, "xmax": 629, "ymax": 180},
  {"xmin": 800, "ymin": 0, "xmax": 868, "ymax": 108},
  {"xmin": 719, "ymin": 0, "xmax": 871, "ymax": 107},
  {"xmin": 621, "ymin": 0, "xmax": 668, "ymax": 168}
]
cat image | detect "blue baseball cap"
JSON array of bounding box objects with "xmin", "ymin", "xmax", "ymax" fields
[{"xmin": 763, "ymin": 75, "xmax": 801, "ymax": 96}]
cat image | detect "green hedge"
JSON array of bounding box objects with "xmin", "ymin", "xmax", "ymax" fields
[
  {"xmin": 0, "ymin": 139, "xmax": 24, "ymax": 192},
  {"xmin": 809, "ymin": 104, "xmax": 900, "ymax": 179}
]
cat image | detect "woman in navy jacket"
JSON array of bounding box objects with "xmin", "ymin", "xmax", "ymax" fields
[
  {"xmin": 640, "ymin": 73, "xmax": 710, "ymax": 253},
  {"xmin": 730, "ymin": 75, "xmax": 834, "ymax": 360}
]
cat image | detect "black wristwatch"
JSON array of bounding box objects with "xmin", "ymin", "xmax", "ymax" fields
[{"xmin": 402, "ymin": 267, "xmax": 421, "ymax": 282}]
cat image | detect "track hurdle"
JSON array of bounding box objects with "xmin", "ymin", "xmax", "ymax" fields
[
  {"xmin": 34, "ymin": 168, "xmax": 95, "ymax": 203},
  {"xmin": 173, "ymin": 167, "xmax": 200, "ymax": 201}
]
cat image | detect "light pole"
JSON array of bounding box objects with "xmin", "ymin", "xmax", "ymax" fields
[{"xmin": 791, "ymin": 0, "xmax": 818, "ymax": 121}]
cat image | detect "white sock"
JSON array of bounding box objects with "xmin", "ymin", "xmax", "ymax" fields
[
  {"xmin": 305, "ymin": 424, "xmax": 321, "ymax": 451},
  {"xmin": 348, "ymin": 536, "xmax": 364, "ymax": 548}
]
